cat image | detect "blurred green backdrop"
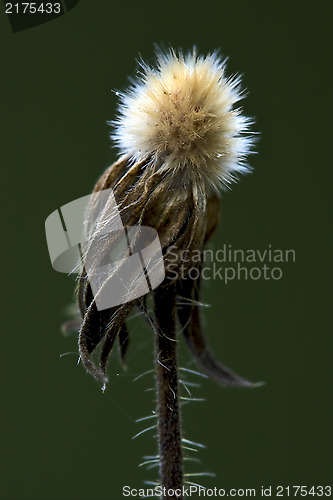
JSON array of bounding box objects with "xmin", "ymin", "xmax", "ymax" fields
[{"xmin": 0, "ymin": 1, "xmax": 332, "ymax": 499}]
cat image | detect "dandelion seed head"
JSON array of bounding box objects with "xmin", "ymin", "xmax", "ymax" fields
[{"xmin": 112, "ymin": 49, "xmax": 254, "ymax": 190}]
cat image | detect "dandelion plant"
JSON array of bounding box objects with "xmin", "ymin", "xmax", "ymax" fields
[{"xmin": 74, "ymin": 48, "xmax": 257, "ymax": 499}]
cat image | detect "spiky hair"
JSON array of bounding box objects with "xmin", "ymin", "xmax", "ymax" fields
[{"xmin": 111, "ymin": 49, "xmax": 254, "ymax": 190}]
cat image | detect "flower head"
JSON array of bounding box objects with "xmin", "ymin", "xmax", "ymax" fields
[
  {"xmin": 74, "ymin": 48, "xmax": 257, "ymax": 388},
  {"xmin": 112, "ymin": 49, "xmax": 254, "ymax": 190}
]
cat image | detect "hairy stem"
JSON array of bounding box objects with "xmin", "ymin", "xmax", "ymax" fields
[{"xmin": 154, "ymin": 285, "xmax": 183, "ymax": 499}]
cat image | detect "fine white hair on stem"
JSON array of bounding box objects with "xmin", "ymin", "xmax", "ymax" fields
[{"xmin": 111, "ymin": 48, "xmax": 255, "ymax": 191}]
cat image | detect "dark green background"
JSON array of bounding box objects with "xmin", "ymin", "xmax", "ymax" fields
[{"xmin": 0, "ymin": 1, "xmax": 332, "ymax": 499}]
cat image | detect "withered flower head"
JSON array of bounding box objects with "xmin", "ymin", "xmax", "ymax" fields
[
  {"xmin": 76, "ymin": 48, "xmax": 256, "ymax": 389},
  {"xmin": 113, "ymin": 49, "xmax": 253, "ymax": 190}
]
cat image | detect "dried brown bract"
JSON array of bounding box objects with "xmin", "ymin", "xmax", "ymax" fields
[{"xmin": 77, "ymin": 154, "xmax": 254, "ymax": 388}]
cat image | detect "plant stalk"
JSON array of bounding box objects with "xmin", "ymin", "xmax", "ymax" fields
[{"xmin": 154, "ymin": 284, "xmax": 183, "ymax": 499}]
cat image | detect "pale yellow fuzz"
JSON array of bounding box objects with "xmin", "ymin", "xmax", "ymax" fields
[{"xmin": 112, "ymin": 50, "xmax": 254, "ymax": 190}]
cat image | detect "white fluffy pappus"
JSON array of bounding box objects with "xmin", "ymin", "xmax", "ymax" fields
[{"xmin": 111, "ymin": 49, "xmax": 255, "ymax": 191}]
